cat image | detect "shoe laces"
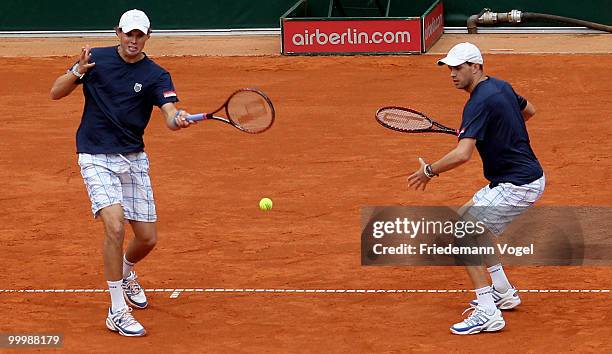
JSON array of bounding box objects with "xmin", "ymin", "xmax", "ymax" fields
[
  {"xmin": 460, "ymin": 306, "xmax": 488, "ymax": 326},
  {"xmin": 123, "ymin": 275, "xmax": 142, "ymax": 296},
  {"xmin": 114, "ymin": 307, "xmax": 139, "ymax": 327}
]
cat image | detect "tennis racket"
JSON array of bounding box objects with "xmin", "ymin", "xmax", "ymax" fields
[
  {"xmin": 185, "ymin": 88, "xmax": 275, "ymax": 134},
  {"xmin": 375, "ymin": 106, "xmax": 458, "ymax": 136}
]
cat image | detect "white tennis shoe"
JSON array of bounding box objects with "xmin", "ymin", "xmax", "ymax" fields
[
  {"xmin": 122, "ymin": 271, "xmax": 148, "ymax": 309},
  {"xmin": 106, "ymin": 306, "xmax": 146, "ymax": 336},
  {"xmin": 450, "ymin": 306, "xmax": 505, "ymax": 335}
]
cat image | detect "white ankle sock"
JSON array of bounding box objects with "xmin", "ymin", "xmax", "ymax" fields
[
  {"xmin": 475, "ymin": 286, "xmax": 496, "ymax": 313},
  {"xmin": 487, "ymin": 263, "xmax": 511, "ymax": 293},
  {"xmin": 108, "ymin": 280, "xmax": 127, "ymax": 312},
  {"xmin": 123, "ymin": 255, "xmax": 135, "ymax": 279}
]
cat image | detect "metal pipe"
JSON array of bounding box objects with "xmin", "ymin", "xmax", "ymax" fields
[
  {"xmin": 467, "ymin": 8, "xmax": 489, "ymax": 34},
  {"xmin": 467, "ymin": 8, "xmax": 612, "ymax": 34},
  {"xmin": 522, "ymin": 12, "xmax": 612, "ymax": 33}
]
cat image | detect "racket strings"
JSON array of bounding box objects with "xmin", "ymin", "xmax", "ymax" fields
[
  {"xmin": 376, "ymin": 108, "xmax": 432, "ymax": 131},
  {"xmin": 227, "ymin": 91, "xmax": 274, "ymax": 133}
]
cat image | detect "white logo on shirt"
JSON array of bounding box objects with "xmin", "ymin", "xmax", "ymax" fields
[{"xmin": 134, "ymin": 83, "xmax": 142, "ymax": 93}]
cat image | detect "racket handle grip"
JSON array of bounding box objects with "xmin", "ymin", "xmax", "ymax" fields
[{"xmin": 185, "ymin": 113, "xmax": 208, "ymax": 122}]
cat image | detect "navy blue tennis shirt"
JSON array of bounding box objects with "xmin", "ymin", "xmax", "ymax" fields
[
  {"xmin": 459, "ymin": 76, "xmax": 543, "ymax": 186},
  {"xmin": 73, "ymin": 46, "xmax": 179, "ymax": 154}
]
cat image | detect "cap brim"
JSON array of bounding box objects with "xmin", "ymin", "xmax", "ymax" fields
[
  {"xmin": 437, "ymin": 57, "xmax": 466, "ymax": 66},
  {"xmin": 120, "ymin": 25, "xmax": 148, "ymax": 34}
]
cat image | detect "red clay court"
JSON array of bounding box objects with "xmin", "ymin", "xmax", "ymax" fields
[{"xmin": 0, "ymin": 34, "xmax": 611, "ymax": 352}]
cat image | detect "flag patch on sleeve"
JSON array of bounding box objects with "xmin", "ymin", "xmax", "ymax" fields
[{"xmin": 163, "ymin": 90, "xmax": 177, "ymax": 98}]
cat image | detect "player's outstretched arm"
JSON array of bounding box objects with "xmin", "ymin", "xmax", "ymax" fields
[
  {"xmin": 430, "ymin": 138, "xmax": 476, "ymax": 174},
  {"xmin": 50, "ymin": 45, "xmax": 95, "ymax": 100},
  {"xmin": 522, "ymin": 100, "xmax": 536, "ymax": 122},
  {"xmin": 407, "ymin": 138, "xmax": 476, "ymax": 191},
  {"xmin": 160, "ymin": 103, "xmax": 196, "ymax": 131}
]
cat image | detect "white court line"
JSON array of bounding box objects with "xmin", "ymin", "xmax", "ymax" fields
[{"xmin": 0, "ymin": 288, "xmax": 610, "ymax": 299}]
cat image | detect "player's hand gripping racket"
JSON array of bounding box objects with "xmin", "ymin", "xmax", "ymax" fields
[
  {"xmin": 375, "ymin": 106, "xmax": 458, "ymax": 136},
  {"xmin": 186, "ymin": 88, "xmax": 275, "ymax": 134}
]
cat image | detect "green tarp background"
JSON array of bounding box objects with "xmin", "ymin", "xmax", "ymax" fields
[{"xmin": 0, "ymin": 0, "xmax": 609, "ymax": 31}]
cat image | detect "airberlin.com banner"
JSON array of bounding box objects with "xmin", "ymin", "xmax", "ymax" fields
[
  {"xmin": 282, "ymin": 19, "xmax": 422, "ymax": 54},
  {"xmin": 422, "ymin": 1, "xmax": 444, "ymax": 52}
]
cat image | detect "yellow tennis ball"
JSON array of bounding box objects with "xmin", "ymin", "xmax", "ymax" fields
[{"xmin": 259, "ymin": 197, "xmax": 273, "ymax": 211}]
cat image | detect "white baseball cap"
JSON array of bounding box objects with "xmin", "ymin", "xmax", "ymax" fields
[
  {"xmin": 118, "ymin": 9, "xmax": 150, "ymax": 34},
  {"xmin": 437, "ymin": 42, "xmax": 483, "ymax": 66}
]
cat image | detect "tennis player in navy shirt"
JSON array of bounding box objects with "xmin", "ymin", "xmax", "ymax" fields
[
  {"xmin": 407, "ymin": 42, "xmax": 545, "ymax": 335},
  {"xmin": 50, "ymin": 9, "xmax": 196, "ymax": 336}
]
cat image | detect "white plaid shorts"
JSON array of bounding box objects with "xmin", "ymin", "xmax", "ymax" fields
[
  {"xmin": 77, "ymin": 152, "xmax": 157, "ymax": 222},
  {"xmin": 467, "ymin": 175, "xmax": 545, "ymax": 235}
]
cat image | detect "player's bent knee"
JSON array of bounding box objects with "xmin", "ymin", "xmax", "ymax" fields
[
  {"xmin": 131, "ymin": 221, "xmax": 157, "ymax": 247},
  {"xmin": 133, "ymin": 229, "xmax": 157, "ymax": 248},
  {"xmin": 143, "ymin": 233, "xmax": 157, "ymax": 248}
]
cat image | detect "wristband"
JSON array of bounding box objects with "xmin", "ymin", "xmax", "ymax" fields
[
  {"xmin": 424, "ymin": 164, "xmax": 438, "ymax": 178},
  {"xmin": 70, "ymin": 63, "xmax": 85, "ymax": 79}
]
